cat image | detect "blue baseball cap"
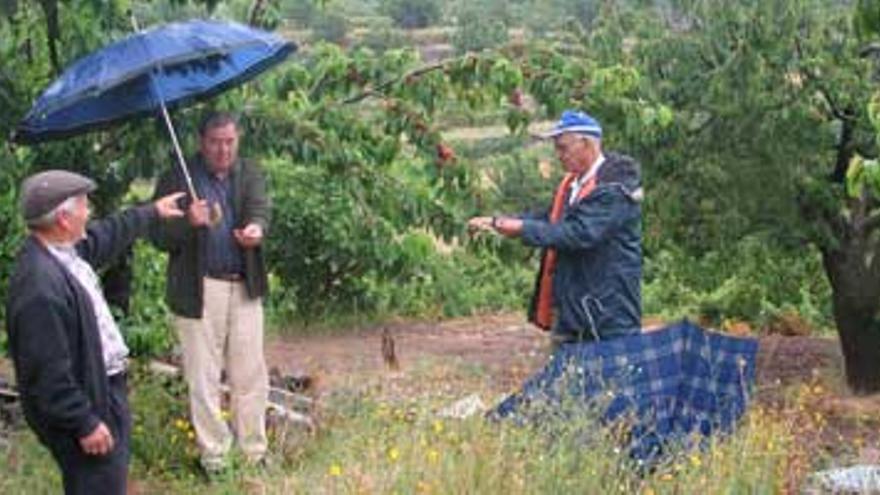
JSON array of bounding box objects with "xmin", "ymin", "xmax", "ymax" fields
[{"xmin": 539, "ymin": 110, "xmax": 603, "ymax": 139}]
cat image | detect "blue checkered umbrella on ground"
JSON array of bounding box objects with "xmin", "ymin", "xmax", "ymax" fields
[{"xmin": 491, "ymin": 320, "xmax": 758, "ymax": 462}]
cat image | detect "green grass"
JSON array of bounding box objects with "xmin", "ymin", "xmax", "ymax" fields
[{"xmin": 1, "ymin": 357, "xmax": 804, "ymax": 494}]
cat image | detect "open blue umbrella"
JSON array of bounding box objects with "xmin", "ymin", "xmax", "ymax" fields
[
  {"xmin": 13, "ymin": 18, "xmax": 296, "ymax": 198},
  {"xmin": 491, "ymin": 320, "xmax": 758, "ymax": 464}
]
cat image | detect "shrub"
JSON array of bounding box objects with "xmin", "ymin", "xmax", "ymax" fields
[
  {"xmin": 451, "ymin": 1, "xmax": 510, "ymax": 54},
  {"xmin": 118, "ymin": 243, "xmax": 174, "ymax": 358},
  {"xmin": 311, "ymin": 11, "xmax": 349, "ymax": 45},
  {"xmin": 451, "ymin": 16, "xmax": 508, "ymax": 55},
  {"xmin": 0, "ymin": 155, "xmax": 28, "ymax": 353},
  {"xmin": 642, "ymin": 236, "xmax": 832, "ymax": 330},
  {"xmin": 357, "ymin": 17, "xmax": 409, "ymax": 54},
  {"xmin": 380, "ymin": 0, "xmax": 443, "ymax": 29}
]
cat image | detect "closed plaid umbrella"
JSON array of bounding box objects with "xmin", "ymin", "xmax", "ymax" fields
[{"xmin": 491, "ymin": 320, "xmax": 758, "ymax": 462}]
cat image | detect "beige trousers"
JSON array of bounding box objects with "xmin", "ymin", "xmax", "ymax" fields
[{"xmin": 175, "ymin": 277, "xmax": 268, "ymax": 466}]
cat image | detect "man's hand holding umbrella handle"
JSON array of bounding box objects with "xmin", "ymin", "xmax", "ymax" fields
[
  {"xmin": 185, "ymin": 199, "xmax": 211, "ymax": 227},
  {"xmin": 234, "ymin": 222, "xmax": 263, "ymax": 249},
  {"xmin": 79, "ymin": 421, "xmax": 114, "ymax": 456}
]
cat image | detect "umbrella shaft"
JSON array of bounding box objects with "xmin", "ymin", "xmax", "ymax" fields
[{"xmin": 157, "ymin": 99, "xmax": 198, "ymax": 200}]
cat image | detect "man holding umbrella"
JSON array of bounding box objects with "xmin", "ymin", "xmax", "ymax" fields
[
  {"xmin": 151, "ymin": 111, "xmax": 271, "ymax": 474},
  {"xmin": 5, "ymin": 170, "xmax": 185, "ymax": 494},
  {"xmin": 10, "ymin": 17, "xmax": 294, "ymax": 481},
  {"xmin": 469, "ymin": 110, "xmax": 643, "ymax": 347}
]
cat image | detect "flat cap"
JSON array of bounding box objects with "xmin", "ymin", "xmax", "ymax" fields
[{"xmin": 20, "ymin": 170, "xmax": 96, "ymax": 222}]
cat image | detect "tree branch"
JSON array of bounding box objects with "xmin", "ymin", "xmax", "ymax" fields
[
  {"xmin": 342, "ymin": 61, "xmax": 446, "ymax": 105},
  {"xmin": 247, "ymin": 0, "xmax": 267, "ymax": 27},
  {"xmin": 38, "ymin": 0, "xmax": 60, "ymax": 76},
  {"xmin": 831, "ymin": 117, "xmax": 856, "ymax": 184},
  {"xmin": 860, "ymin": 209, "xmax": 880, "ymax": 234}
]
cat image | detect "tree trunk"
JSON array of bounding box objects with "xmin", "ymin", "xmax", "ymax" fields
[
  {"xmin": 822, "ymin": 242, "xmax": 880, "ymax": 394},
  {"xmin": 38, "ymin": 0, "xmax": 60, "ymax": 75}
]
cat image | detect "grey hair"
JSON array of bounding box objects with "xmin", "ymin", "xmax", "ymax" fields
[
  {"xmin": 27, "ymin": 195, "xmax": 79, "ymax": 229},
  {"xmin": 582, "ymin": 134, "xmax": 602, "ymax": 148}
]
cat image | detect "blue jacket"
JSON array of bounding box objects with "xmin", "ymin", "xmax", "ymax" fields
[{"xmin": 521, "ymin": 152, "xmax": 642, "ymax": 341}]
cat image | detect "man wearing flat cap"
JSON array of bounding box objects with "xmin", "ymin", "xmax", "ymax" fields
[
  {"xmin": 469, "ymin": 110, "xmax": 643, "ymax": 347},
  {"xmin": 5, "ymin": 169, "xmax": 185, "ymax": 494}
]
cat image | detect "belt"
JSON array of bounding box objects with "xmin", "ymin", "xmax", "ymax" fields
[{"xmin": 207, "ymin": 273, "xmax": 243, "ymax": 282}]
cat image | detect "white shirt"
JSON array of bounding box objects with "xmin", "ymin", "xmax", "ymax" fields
[
  {"xmin": 569, "ymin": 153, "xmax": 605, "ymax": 205},
  {"xmin": 46, "ymin": 243, "xmax": 129, "ymax": 376}
]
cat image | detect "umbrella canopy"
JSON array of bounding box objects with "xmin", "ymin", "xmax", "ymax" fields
[
  {"xmin": 14, "ymin": 19, "xmax": 296, "ymax": 144},
  {"xmin": 491, "ymin": 320, "xmax": 758, "ymax": 463}
]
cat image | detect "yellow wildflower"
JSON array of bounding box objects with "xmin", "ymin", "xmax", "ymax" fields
[
  {"xmin": 328, "ymin": 463, "xmax": 342, "ymax": 477},
  {"xmin": 388, "ymin": 447, "xmax": 400, "ymax": 462}
]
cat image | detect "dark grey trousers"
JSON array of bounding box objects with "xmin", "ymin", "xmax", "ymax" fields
[{"xmin": 46, "ymin": 373, "xmax": 131, "ymax": 495}]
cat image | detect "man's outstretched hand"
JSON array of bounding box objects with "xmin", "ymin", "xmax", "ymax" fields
[
  {"xmin": 467, "ymin": 216, "xmax": 522, "ymax": 238},
  {"xmin": 153, "ymin": 192, "xmax": 187, "ymax": 219}
]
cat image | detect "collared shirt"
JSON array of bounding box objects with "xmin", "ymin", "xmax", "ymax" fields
[
  {"xmin": 193, "ymin": 162, "xmax": 244, "ymax": 277},
  {"xmin": 46, "ymin": 243, "xmax": 129, "ymax": 376},
  {"xmin": 569, "ymin": 153, "xmax": 606, "ymax": 205}
]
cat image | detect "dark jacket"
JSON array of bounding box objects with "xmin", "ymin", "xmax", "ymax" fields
[
  {"xmin": 5, "ymin": 205, "xmax": 156, "ymax": 445},
  {"xmin": 150, "ymin": 155, "xmax": 270, "ymax": 318},
  {"xmin": 521, "ymin": 152, "xmax": 642, "ymax": 340}
]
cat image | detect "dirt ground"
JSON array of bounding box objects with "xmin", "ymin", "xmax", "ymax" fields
[
  {"xmin": 265, "ymin": 313, "xmax": 546, "ymax": 393},
  {"xmin": 265, "ymin": 313, "xmax": 839, "ymax": 398}
]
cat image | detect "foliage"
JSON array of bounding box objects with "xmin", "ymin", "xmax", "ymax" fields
[
  {"xmin": 309, "ymin": 10, "xmax": 348, "ymax": 44},
  {"xmin": 511, "ymin": 0, "xmax": 602, "ymax": 37},
  {"xmin": 118, "ymin": 242, "xmax": 174, "ymax": 358},
  {"xmin": 643, "ymin": 236, "xmax": 832, "ymax": 330},
  {"xmin": 379, "ymin": 0, "xmax": 442, "ymax": 29},
  {"xmin": 450, "ymin": 1, "xmax": 509, "ymax": 55},
  {"xmin": 279, "ymin": 0, "xmax": 318, "ymax": 27},
  {"xmin": 355, "ymin": 16, "xmax": 409, "ymax": 54},
  {"xmin": 0, "ymin": 149, "xmax": 27, "ymax": 352},
  {"xmin": 128, "ymin": 363, "xmax": 199, "ymax": 476}
]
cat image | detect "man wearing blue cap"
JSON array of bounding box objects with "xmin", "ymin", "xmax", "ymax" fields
[{"xmin": 469, "ymin": 110, "xmax": 642, "ymax": 346}]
